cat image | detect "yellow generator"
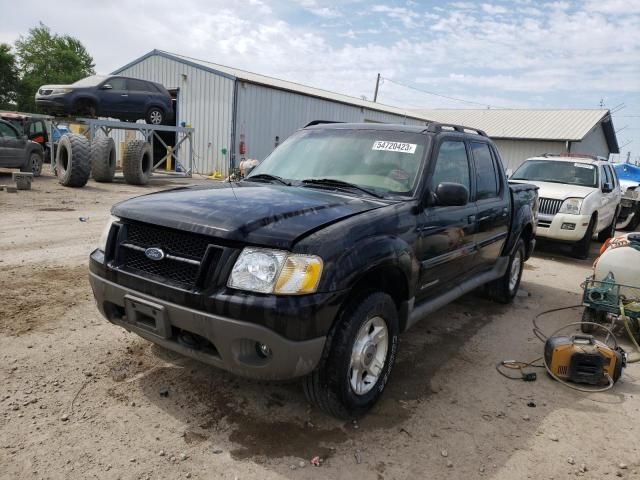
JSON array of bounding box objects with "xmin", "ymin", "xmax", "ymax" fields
[{"xmin": 544, "ymin": 334, "xmax": 625, "ymax": 386}]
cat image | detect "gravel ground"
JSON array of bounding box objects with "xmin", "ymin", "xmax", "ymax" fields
[{"xmin": 1, "ymin": 170, "xmax": 639, "ymax": 480}]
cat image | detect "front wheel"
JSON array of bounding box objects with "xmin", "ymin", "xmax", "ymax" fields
[
  {"xmin": 597, "ymin": 210, "xmax": 618, "ymax": 243},
  {"xmin": 572, "ymin": 216, "xmax": 595, "ymax": 259},
  {"xmin": 302, "ymin": 292, "xmax": 399, "ymax": 419}
]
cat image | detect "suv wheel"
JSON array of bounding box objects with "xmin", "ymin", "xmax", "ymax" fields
[
  {"xmin": 146, "ymin": 107, "xmax": 164, "ymax": 125},
  {"xmin": 75, "ymin": 99, "xmax": 96, "ymax": 118},
  {"xmin": 485, "ymin": 238, "xmax": 525, "ymax": 304},
  {"xmin": 21, "ymin": 151, "xmax": 43, "ymax": 176},
  {"xmin": 302, "ymin": 292, "xmax": 399, "ymax": 419},
  {"xmin": 572, "ymin": 216, "xmax": 596, "ymax": 259}
]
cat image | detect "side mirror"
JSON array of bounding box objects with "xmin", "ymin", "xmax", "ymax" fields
[
  {"xmin": 434, "ymin": 182, "xmax": 469, "ymax": 207},
  {"xmin": 602, "ymin": 182, "xmax": 613, "ymax": 193},
  {"xmin": 101, "ymin": 84, "xmax": 113, "ymax": 90}
]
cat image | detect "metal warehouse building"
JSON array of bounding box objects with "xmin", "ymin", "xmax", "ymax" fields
[
  {"xmin": 113, "ymin": 50, "xmax": 427, "ymax": 176},
  {"xmin": 416, "ymin": 109, "xmax": 619, "ymax": 171}
]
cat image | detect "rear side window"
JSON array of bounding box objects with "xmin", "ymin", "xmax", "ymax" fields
[
  {"xmin": 128, "ymin": 79, "xmax": 152, "ymax": 92},
  {"xmin": 0, "ymin": 122, "xmax": 18, "ymax": 138},
  {"xmin": 471, "ymin": 142, "xmax": 499, "ymax": 200},
  {"xmin": 431, "ymin": 140, "xmax": 470, "ymax": 191}
]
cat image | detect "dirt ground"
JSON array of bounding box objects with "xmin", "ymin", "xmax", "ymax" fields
[{"xmin": 1, "ymin": 170, "xmax": 639, "ymax": 480}]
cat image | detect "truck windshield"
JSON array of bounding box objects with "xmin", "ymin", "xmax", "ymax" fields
[
  {"xmin": 247, "ymin": 129, "xmax": 429, "ymax": 197},
  {"xmin": 511, "ymin": 160, "xmax": 598, "ymax": 188}
]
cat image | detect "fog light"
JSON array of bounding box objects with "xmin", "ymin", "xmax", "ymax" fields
[
  {"xmin": 561, "ymin": 223, "xmax": 576, "ymax": 230},
  {"xmin": 255, "ymin": 342, "xmax": 272, "ymax": 359}
]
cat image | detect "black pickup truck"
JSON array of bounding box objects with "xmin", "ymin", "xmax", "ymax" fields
[{"xmin": 89, "ymin": 122, "xmax": 538, "ymax": 418}]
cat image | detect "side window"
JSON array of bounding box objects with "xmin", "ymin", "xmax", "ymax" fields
[
  {"xmin": 107, "ymin": 78, "xmax": 127, "ymax": 90},
  {"xmin": 431, "ymin": 140, "xmax": 470, "ymax": 192},
  {"xmin": 606, "ymin": 165, "xmax": 617, "ymax": 188},
  {"xmin": 0, "ymin": 123, "xmax": 18, "ymax": 139},
  {"xmin": 471, "ymin": 142, "xmax": 499, "ymax": 200},
  {"xmin": 128, "ymin": 79, "xmax": 151, "ymax": 92}
]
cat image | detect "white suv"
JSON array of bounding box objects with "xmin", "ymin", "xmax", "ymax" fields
[{"xmin": 510, "ymin": 154, "xmax": 621, "ymax": 258}]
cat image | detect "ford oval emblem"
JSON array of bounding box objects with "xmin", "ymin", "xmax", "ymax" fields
[{"xmin": 145, "ymin": 247, "xmax": 165, "ymax": 261}]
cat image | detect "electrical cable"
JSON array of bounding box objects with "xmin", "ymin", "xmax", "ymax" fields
[
  {"xmin": 495, "ymin": 357, "xmax": 544, "ymax": 381},
  {"xmin": 380, "ymin": 77, "xmax": 498, "ymax": 108},
  {"xmin": 620, "ymin": 303, "xmax": 640, "ymax": 363}
]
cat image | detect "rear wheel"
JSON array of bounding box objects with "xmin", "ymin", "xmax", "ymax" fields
[
  {"xmin": 572, "ymin": 216, "xmax": 595, "ymax": 259},
  {"xmin": 486, "ymin": 238, "xmax": 525, "ymax": 304},
  {"xmin": 302, "ymin": 292, "xmax": 399, "ymax": 419},
  {"xmin": 146, "ymin": 107, "xmax": 164, "ymax": 125},
  {"xmin": 21, "ymin": 151, "xmax": 43, "ymax": 176}
]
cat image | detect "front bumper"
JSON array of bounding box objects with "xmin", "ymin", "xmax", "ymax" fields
[
  {"xmin": 536, "ymin": 213, "xmax": 591, "ymax": 241},
  {"xmin": 89, "ymin": 271, "xmax": 327, "ymax": 381},
  {"xmin": 35, "ymin": 97, "xmax": 69, "ymax": 114}
]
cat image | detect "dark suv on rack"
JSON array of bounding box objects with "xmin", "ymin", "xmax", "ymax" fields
[
  {"xmin": 89, "ymin": 122, "xmax": 538, "ymax": 418},
  {"xmin": 35, "ymin": 75, "xmax": 173, "ymax": 125}
]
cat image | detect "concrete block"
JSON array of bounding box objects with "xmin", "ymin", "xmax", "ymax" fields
[
  {"xmin": 12, "ymin": 172, "xmax": 33, "ymax": 190},
  {"xmin": 5, "ymin": 186, "xmax": 18, "ymax": 193}
]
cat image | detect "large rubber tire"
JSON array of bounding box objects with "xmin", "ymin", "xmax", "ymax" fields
[
  {"xmin": 572, "ymin": 215, "xmax": 596, "ymax": 260},
  {"xmin": 56, "ymin": 134, "xmax": 91, "ymax": 188},
  {"xmin": 597, "ymin": 210, "xmax": 618, "ymax": 243},
  {"xmin": 20, "ymin": 150, "xmax": 43, "ymax": 176},
  {"xmin": 581, "ymin": 307, "xmax": 606, "ymax": 334},
  {"xmin": 302, "ymin": 292, "xmax": 399, "ymax": 419},
  {"xmin": 91, "ymin": 137, "xmax": 116, "ymax": 183},
  {"xmin": 123, "ymin": 140, "xmax": 152, "ymax": 185},
  {"xmin": 145, "ymin": 107, "xmax": 165, "ymax": 125},
  {"xmin": 485, "ymin": 238, "xmax": 525, "ymax": 304},
  {"xmin": 627, "ymin": 209, "xmax": 640, "ymax": 231}
]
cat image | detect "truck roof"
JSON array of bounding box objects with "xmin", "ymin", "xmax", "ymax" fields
[{"xmin": 304, "ymin": 121, "xmax": 489, "ymax": 138}]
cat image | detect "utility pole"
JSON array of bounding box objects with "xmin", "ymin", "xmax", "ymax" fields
[{"xmin": 373, "ymin": 73, "xmax": 381, "ymax": 103}]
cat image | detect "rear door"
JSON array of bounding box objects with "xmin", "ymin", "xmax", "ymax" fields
[
  {"xmin": 469, "ymin": 141, "xmax": 510, "ymax": 273},
  {"xmin": 416, "ymin": 138, "xmax": 477, "ymax": 300},
  {"xmin": 125, "ymin": 79, "xmax": 154, "ymax": 118}
]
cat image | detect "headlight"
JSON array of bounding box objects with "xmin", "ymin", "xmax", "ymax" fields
[
  {"xmin": 228, "ymin": 247, "xmax": 323, "ymax": 295},
  {"xmin": 50, "ymin": 88, "xmax": 72, "ymax": 95},
  {"xmin": 558, "ymin": 198, "xmax": 583, "ymax": 215},
  {"xmin": 98, "ymin": 215, "xmax": 119, "ymax": 251}
]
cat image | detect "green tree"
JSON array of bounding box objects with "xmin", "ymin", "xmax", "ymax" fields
[
  {"xmin": 0, "ymin": 43, "xmax": 19, "ymax": 110},
  {"xmin": 15, "ymin": 23, "xmax": 95, "ymax": 112}
]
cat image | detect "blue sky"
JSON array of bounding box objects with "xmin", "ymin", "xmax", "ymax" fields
[{"xmin": 2, "ymin": 0, "xmax": 639, "ymax": 159}]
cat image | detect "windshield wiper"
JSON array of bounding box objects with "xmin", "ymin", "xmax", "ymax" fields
[
  {"xmin": 244, "ymin": 173, "xmax": 291, "ymax": 186},
  {"xmin": 301, "ymin": 178, "xmax": 383, "ymax": 199}
]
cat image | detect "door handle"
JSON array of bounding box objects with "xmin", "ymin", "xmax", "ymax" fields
[
  {"xmin": 121, "ymin": 94, "xmax": 128, "ymax": 97},
  {"xmin": 478, "ymin": 216, "xmax": 491, "ymax": 222},
  {"xmin": 468, "ymin": 215, "xmax": 476, "ymax": 223}
]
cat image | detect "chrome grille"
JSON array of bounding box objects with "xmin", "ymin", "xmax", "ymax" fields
[{"xmin": 538, "ymin": 198, "xmax": 563, "ymax": 216}]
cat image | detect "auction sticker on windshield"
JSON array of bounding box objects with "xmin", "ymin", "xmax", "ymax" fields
[{"xmin": 372, "ymin": 141, "xmax": 417, "ymax": 154}]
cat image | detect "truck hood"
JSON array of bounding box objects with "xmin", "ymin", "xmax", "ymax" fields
[
  {"xmin": 112, "ymin": 183, "xmax": 388, "ymax": 249},
  {"xmin": 510, "ymin": 180, "xmax": 596, "ymax": 200}
]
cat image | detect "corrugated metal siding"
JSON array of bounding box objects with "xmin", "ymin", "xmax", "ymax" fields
[
  {"xmin": 234, "ymin": 82, "xmax": 424, "ymax": 161},
  {"xmin": 494, "ymin": 139, "xmax": 565, "ymax": 171},
  {"xmin": 570, "ymin": 125, "xmax": 609, "ymax": 158},
  {"xmin": 416, "ymin": 109, "xmax": 609, "ymax": 141},
  {"xmin": 115, "ymin": 55, "xmax": 235, "ymax": 175}
]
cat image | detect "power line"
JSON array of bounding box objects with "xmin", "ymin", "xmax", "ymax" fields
[{"xmin": 381, "ymin": 77, "xmax": 497, "ymax": 108}]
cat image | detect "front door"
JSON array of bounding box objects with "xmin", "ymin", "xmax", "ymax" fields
[
  {"xmin": 99, "ymin": 77, "xmax": 129, "ymax": 117},
  {"xmin": 469, "ymin": 141, "xmax": 509, "ymax": 272},
  {"xmin": 416, "ymin": 139, "xmax": 477, "ymax": 300}
]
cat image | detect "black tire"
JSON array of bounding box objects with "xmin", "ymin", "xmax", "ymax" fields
[
  {"xmin": 145, "ymin": 107, "xmax": 165, "ymax": 125},
  {"xmin": 91, "ymin": 137, "xmax": 116, "ymax": 183},
  {"xmin": 485, "ymin": 238, "xmax": 525, "ymax": 304},
  {"xmin": 20, "ymin": 150, "xmax": 43, "ymax": 176},
  {"xmin": 74, "ymin": 99, "xmax": 96, "ymax": 118},
  {"xmin": 123, "ymin": 140, "xmax": 152, "ymax": 185},
  {"xmin": 572, "ymin": 215, "xmax": 596, "ymax": 259},
  {"xmin": 623, "ymin": 207, "xmax": 640, "ymax": 232},
  {"xmin": 597, "ymin": 210, "xmax": 618, "ymax": 243},
  {"xmin": 302, "ymin": 292, "xmax": 399, "ymax": 419},
  {"xmin": 56, "ymin": 134, "xmax": 91, "ymax": 188},
  {"xmin": 581, "ymin": 307, "xmax": 605, "ymax": 334}
]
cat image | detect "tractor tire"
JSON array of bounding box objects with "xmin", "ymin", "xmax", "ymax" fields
[
  {"xmin": 56, "ymin": 134, "xmax": 91, "ymax": 188},
  {"xmin": 123, "ymin": 140, "xmax": 152, "ymax": 185},
  {"xmin": 91, "ymin": 137, "xmax": 116, "ymax": 183}
]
